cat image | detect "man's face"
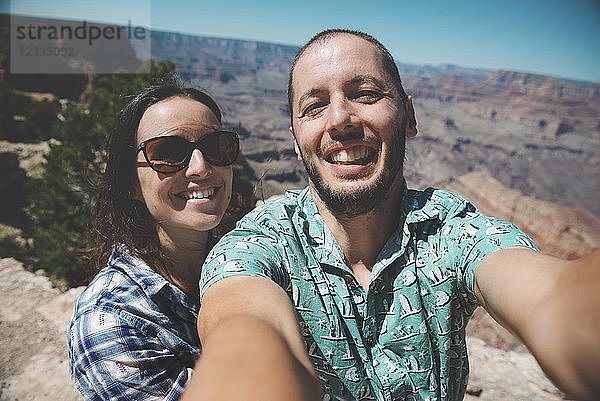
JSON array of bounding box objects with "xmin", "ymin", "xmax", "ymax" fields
[{"xmin": 290, "ymin": 34, "xmax": 414, "ymax": 218}]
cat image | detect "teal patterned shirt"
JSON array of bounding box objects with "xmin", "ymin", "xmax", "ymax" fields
[{"xmin": 200, "ymin": 185, "xmax": 537, "ymax": 401}]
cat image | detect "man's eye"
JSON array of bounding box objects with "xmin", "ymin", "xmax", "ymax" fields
[
  {"xmin": 354, "ymin": 90, "xmax": 383, "ymax": 101},
  {"xmin": 301, "ymin": 102, "xmax": 327, "ymax": 116}
]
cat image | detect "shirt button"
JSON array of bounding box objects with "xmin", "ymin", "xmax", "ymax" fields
[{"xmin": 365, "ymin": 337, "xmax": 375, "ymax": 347}]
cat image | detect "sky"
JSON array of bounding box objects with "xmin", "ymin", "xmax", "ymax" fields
[{"xmin": 3, "ymin": 0, "xmax": 600, "ymax": 82}]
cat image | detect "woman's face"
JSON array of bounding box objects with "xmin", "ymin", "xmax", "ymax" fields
[{"xmin": 133, "ymin": 96, "xmax": 233, "ymax": 240}]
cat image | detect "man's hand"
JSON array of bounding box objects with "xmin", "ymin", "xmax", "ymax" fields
[
  {"xmin": 181, "ymin": 276, "xmax": 321, "ymax": 401},
  {"xmin": 475, "ymin": 248, "xmax": 600, "ymax": 400}
]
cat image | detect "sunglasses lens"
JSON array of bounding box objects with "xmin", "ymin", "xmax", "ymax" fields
[
  {"xmin": 201, "ymin": 131, "xmax": 239, "ymax": 166},
  {"xmin": 141, "ymin": 131, "xmax": 239, "ymax": 173},
  {"xmin": 144, "ymin": 136, "xmax": 189, "ymax": 173}
]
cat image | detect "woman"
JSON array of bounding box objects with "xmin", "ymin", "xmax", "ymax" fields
[{"xmin": 68, "ymin": 81, "xmax": 249, "ymax": 400}]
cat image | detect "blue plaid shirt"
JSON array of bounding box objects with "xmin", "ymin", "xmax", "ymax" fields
[{"xmin": 68, "ymin": 249, "xmax": 200, "ymax": 400}]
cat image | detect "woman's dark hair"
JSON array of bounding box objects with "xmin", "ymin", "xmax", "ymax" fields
[{"xmin": 94, "ymin": 80, "xmax": 249, "ymax": 276}]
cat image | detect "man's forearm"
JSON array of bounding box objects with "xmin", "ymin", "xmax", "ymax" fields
[
  {"xmin": 476, "ymin": 248, "xmax": 600, "ymax": 400},
  {"xmin": 523, "ymin": 250, "xmax": 600, "ymax": 401},
  {"xmin": 181, "ymin": 315, "xmax": 321, "ymax": 401}
]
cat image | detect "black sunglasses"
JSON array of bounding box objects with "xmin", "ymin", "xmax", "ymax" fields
[{"xmin": 137, "ymin": 130, "xmax": 239, "ymax": 174}]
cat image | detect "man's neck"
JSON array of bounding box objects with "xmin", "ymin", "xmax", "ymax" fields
[{"xmin": 311, "ymin": 179, "xmax": 405, "ymax": 290}]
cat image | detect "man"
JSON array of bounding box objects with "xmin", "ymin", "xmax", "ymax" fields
[{"xmin": 182, "ymin": 30, "xmax": 600, "ymax": 401}]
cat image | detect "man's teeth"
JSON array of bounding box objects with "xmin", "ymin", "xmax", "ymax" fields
[
  {"xmin": 331, "ymin": 148, "xmax": 370, "ymax": 163},
  {"xmin": 183, "ymin": 188, "xmax": 215, "ymax": 200}
]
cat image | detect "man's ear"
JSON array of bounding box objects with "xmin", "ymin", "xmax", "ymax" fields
[
  {"xmin": 405, "ymin": 95, "xmax": 418, "ymax": 138},
  {"xmin": 290, "ymin": 126, "xmax": 302, "ymax": 161}
]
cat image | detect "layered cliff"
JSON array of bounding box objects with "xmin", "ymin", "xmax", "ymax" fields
[{"xmin": 438, "ymin": 172, "xmax": 600, "ymax": 259}]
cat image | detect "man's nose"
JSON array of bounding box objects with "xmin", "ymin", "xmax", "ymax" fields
[
  {"xmin": 325, "ymin": 97, "xmax": 357, "ymax": 135},
  {"xmin": 185, "ymin": 148, "xmax": 213, "ymax": 178}
]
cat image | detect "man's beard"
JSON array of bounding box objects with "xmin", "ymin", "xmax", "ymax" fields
[{"xmin": 300, "ymin": 121, "xmax": 406, "ymax": 219}]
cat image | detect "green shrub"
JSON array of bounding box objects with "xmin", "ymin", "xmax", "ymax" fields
[
  {"xmin": 0, "ymin": 81, "xmax": 60, "ymax": 142},
  {"xmin": 0, "ymin": 224, "xmax": 26, "ymax": 260},
  {"xmin": 29, "ymin": 61, "xmax": 177, "ymax": 286}
]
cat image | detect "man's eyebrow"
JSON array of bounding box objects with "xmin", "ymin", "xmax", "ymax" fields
[
  {"xmin": 348, "ymin": 75, "xmax": 387, "ymax": 89},
  {"xmin": 295, "ymin": 75, "xmax": 391, "ymax": 113},
  {"xmin": 296, "ymin": 88, "xmax": 324, "ymax": 112}
]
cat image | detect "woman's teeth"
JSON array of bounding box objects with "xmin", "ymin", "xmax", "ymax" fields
[{"xmin": 182, "ymin": 188, "xmax": 215, "ymax": 200}]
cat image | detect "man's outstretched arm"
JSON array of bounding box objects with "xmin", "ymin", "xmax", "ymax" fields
[
  {"xmin": 475, "ymin": 247, "xmax": 600, "ymax": 400},
  {"xmin": 181, "ymin": 276, "xmax": 321, "ymax": 401}
]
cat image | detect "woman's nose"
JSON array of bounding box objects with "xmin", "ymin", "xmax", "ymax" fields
[{"xmin": 185, "ymin": 149, "xmax": 213, "ymax": 178}]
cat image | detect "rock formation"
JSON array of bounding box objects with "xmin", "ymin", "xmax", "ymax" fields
[
  {"xmin": 438, "ymin": 172, "xmax": 600, "ymax": 260},
  {"xmin": 0, "ymin": 257, "xmax": 82, "ymax": 401}
]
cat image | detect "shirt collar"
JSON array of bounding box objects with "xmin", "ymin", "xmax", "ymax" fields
[
  {"xmin": 295, "ymin": 188, "xmax": 349, "ymax": 271},
  {"xmin": 109, "ymin": 247, "xmax": 198, "ymax": 320},
  {"xmin": 403, "ymin": 185, "xmax": 467, "ymax": 225},
  {"xmin": 297, "ymin": 180, "xmax": 464, "ymax": 271},
  {"xmin": 109, "ymin": 247, "xmax": 166, "ymax": 297}
]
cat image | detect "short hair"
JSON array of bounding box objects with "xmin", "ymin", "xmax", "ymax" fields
[
  {"xmin": 287, "ymin": 29, "xmax": 408, "ymax": 127},
  {"xmin": 94, "ymin": 80, "xmax": 222, "ymax": 275}
]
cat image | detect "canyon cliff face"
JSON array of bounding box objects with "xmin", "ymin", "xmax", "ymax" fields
[
  {"xmin": 400, "ymin": 69, "xmax": 599, "ymax": 220},
  {"xmin": 438, "ymin": 172, "xmax": 600, "ymax": 260},
  {"xmin": 405, "ymin": 70, "xmax": 600, "ymax": 135}
]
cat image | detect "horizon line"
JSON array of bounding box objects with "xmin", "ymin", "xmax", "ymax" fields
[{"xmin": 4, "ymin": 12, "xmax": 599, "ymax": 84}]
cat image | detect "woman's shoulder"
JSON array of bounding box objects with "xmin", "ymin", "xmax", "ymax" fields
[
  {"xmin": 69, "ymin": 251, "xmax": 173, "ymax": 331},
  {"xmin": 70, "ymin": 249, "xmax": 156, "ymax": 310},
  {"xmin": 70, "ymin": 264, "xmax": 135, "ymax": 318}
]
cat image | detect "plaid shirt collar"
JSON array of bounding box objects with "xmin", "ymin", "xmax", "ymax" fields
[{"xmin": 109, "ymin": 247, "xmax": 198, "ymax": 323}]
